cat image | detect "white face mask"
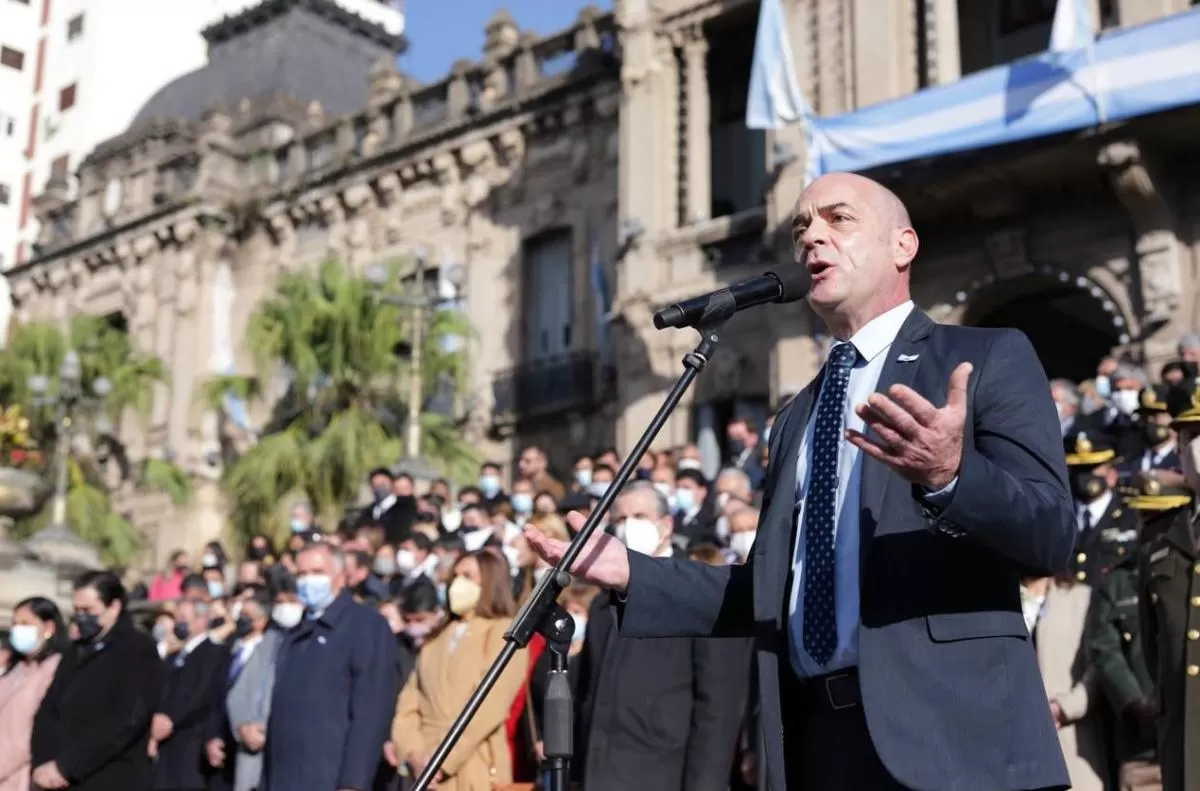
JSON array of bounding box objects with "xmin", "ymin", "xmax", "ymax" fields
[
  {"xmin": 619, "ymin": 518, "xmax": 663, "ymax": 556},
  {"xmin": 1111, "ymin": 388, "xmax": 1140, "ymax": 416},
  {"xmin": 202, "ymin": 552, "xmax": 218, "ymax": 568},
  {"xmin": 729, "ymin": 531, "xmax": 756, "ymax": 560},
  {"xmin": 677, "ymin": 459, "xmax": 703, "ymax": 471},
  {"xmin": 395, "ymin": 549, "xmax": 417, "ymax": 575},
  {"xmin": 272, "ymin": 602, "xmax": 304, "ymax": 630},
  {"xmin": 716, "ymin": 492, "xmax": 731, "ymax": 511}
]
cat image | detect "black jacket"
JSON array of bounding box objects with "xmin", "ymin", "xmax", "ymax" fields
[
  {"xmin": 32, "ymin": 617, "xmax": 165, "ymax": 791},
  {"xmin": 152, "ymin": 636, "xmax": 227, "ymax": 790},
  {"xmin": 576, "ymin": 596, "xmax": 750, "ymax": 791}
]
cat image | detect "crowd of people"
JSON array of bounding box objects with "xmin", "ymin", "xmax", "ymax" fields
[
  {"xmin": 1, "ymin": 330, "xmax": 1200, "ymax": 791},
  {"xmin": 0, "ymin": 425, "xmax": 771, "ymax": 791}
]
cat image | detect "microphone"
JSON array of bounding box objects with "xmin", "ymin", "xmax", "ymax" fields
[{"xmin": 653, "ymin": 267, "xmax": 811, "ymax": 330}]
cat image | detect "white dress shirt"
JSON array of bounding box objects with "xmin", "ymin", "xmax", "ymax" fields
[
  {"xmin": 788, "ymin": 301, "xmax": 921, "ymax": 678},
  {"xmin": 1077, "ymin": 489, "xmax": 1112, "ymax": 532}
]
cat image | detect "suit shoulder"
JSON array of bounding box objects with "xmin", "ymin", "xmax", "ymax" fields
[{"xmin": 932, "ymin": 322, "xmax": 1034, "ymax": 352}]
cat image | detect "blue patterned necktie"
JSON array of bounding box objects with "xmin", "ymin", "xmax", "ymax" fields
[{"xmin": 803, "ymin": 341, "xmax": 858, "ymax": 666}]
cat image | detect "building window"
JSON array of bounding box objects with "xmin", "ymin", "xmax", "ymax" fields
[
  {"xmin": 706, "ymin": 13, "xmax": 766, "ymax": 219},
  {"xmin": 0, "ymin": 46, "xmax": 25, "ymax": 71},
  {"xmin": 993, "ymin": 0, "xmax": 1058, "ymax": 63},
  {"xmin": 67, "ymin": 13, "xmax": 83, "ymax": 40},
  {"xmin": 0, "ymin": 183, "xmax": 10, "ymax": 205},
  {"xmin": 523, "ymin": 230, "xmax": 573, "ymax": 361},
  {"xmin": 58, "ymin": 83, "xmax": 76, "ymax": 111},
  {"xmin": 49, "ymin": 154, "xmax": 68, "ymax": 183},
  {"xmin": 996, "ymin": 0, "xmax": 1056, "ymax": 35}
]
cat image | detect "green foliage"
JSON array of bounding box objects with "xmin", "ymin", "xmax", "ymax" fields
[
  {"xmin": 0, "ymin": 316, "xmax": 191, "ymax": 567},
  {"xmin": 202, "ymin": 259, "xmax": 478, "ymax": 547}
]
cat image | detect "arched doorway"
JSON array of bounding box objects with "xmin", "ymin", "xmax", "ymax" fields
[{"xmin": 959, "ymin": 268, "xmax": 1130, "ymax": 382}]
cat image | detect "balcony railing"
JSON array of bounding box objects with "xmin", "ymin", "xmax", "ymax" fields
[{"xmin": 491, "ymin": 351, "xmax": 612, "ymax": 425}]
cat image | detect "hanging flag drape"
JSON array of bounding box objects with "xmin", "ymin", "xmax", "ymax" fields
[
  {"xmin": 589, "ymin": 234, "xmax": 612, "ymax": 365},
  {"xmin": 1048, "ymin": 0, "xmax": 1107, "ymax": 122},
  {"xmin": 745, "ymin": 0, "xmax": 823, "ymax": 184}
]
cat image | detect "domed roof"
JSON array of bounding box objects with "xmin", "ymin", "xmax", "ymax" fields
[{"xmin": 132, "ymin": 0, "xmax": 405, "ymax": 127}]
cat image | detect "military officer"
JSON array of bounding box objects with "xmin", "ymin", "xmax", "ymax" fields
[
  {"xmin": 1067, "ymin": 429, "xmax": 1141, "ymax": 583},
  {"xmin": 1089, "ymin": 471, "xmax": 1188, "ymax": 791},
  {"xmin": 1119, "ymin": 385, "xmax": 1180, "ymax": 480},
  {"xmin": 1139, "ymin": 383, "xmax": 1200, "ymax": 791}
]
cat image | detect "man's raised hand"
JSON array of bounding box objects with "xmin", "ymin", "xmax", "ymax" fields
[{"xmin": 523, "ymin": 511, "xmax": 631, "ymax": 592}]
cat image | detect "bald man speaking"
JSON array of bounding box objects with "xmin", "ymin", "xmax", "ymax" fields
[{"xmin": 526, "ymin": 173, "xmax": 1076, "ymax": 790}]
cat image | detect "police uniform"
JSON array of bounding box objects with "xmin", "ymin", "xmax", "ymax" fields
[
  {"xmin": 1088, "ymin": 472, "xmax": 1185, "ymax": 791},
  {"xmin": 1066, "ymin": 430, "xmax": 1140, "ymax": 583},
  {"xmin": 1138, "ymin": 386, "xmax": 1200, "ymax": 791},
  {"xmin": 1118, "ymin": 385, "xmax": 1180, "ymax": 480}
]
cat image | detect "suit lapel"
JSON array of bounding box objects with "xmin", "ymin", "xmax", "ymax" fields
[{"xmin": 860, "ymin": 310, "xmax": 934, "ymax": 556}]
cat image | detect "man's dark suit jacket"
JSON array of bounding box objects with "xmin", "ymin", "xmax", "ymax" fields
[
  {"xmin": 153, "ymin": 636, "xmax": 227, "ymax": 790},
  {"xmin": 261, "ymin": 590, "xmax": 398, "ymax": 791},
  {"xmin": 577, "ymin": 595, "xmax": 751, "ymax": 791},
  {"xmin": 617, "ymin": 311, "xmax": 1077, "ymax": 791}
]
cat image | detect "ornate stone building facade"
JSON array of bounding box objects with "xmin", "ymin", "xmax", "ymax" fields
[{"xmin": 5, "ymin": 0, "xmax": 1200, "ymax": 565}]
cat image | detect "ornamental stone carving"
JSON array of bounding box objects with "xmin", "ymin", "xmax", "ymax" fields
[{"xmin": 1097, "ymin": 140, "xmax": 1182, "ymax": 327}]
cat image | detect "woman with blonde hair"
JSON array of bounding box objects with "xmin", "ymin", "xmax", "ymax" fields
[{"xmin": 391, "ymin": 550, "xmax": 528, "ymax": 791}]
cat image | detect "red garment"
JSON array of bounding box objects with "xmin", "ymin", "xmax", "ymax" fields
[
  {"xmin": 147, "ymin": 571, "xmax": 183, "ymax": 601},
  {"xmin": 507, "ymin": 632, "xmax": 547, "ymax": 771}
]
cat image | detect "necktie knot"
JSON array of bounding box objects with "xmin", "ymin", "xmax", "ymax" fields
[{"xmin": 829, "ymin": 342, "xmax": 858, "ymax": 372}]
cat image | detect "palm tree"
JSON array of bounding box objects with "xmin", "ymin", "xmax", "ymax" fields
[
  {"xmin": 0, "ymin": 316, "xmax": 191, "ymax": 566},
  {"xmin": 199, "ymin": 259, "xmax": 478, "ymax": 546}
]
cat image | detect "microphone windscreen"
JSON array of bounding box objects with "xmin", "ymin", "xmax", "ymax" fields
[{"xmin": 767, "ymin": 266, "xmax": 811, "ymax": 303}]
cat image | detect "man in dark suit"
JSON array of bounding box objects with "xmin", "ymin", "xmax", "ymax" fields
[
  {"xmin": 574, "ymin": 481, "xmax": 750, "ymax": 791},
  {"xmin": 526, "ymin": 172, "xmax": 1077, "ymax": 790},
  {"xmin": 151, "ymin": 597, "xmax": 227, "ymax": 791},
  {"xmin": 262, "ymin": 541, "xmax": 398, "ymax": 791}
]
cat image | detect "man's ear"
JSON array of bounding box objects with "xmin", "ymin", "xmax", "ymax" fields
[{"xmin": 893, "ymin": 226, "xmax": 919, "ymax": 271}]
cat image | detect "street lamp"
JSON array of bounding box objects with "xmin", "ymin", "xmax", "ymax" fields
[
  {"xmin": 22, "ymin": 349, "xmax": 111, "ymax": 570},
  {"xmin": 366, "ymin": 258, "xmax": 466, "ymax": 491}
]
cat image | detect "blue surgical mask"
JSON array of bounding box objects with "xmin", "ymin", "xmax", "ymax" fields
[
  {"xmin": 511, "ymin": 493, "xmax": 533, "ymax": 514},
  {"xmin": 207, "ymin": 580, "xmax": 225, "ymax": 599},
  {"xmin": 289, "ymin": 518, "xmax": 308, "ymax": 534},
  {"xmin": 479, "ymin": 474, "xmax": 501, "ymax": 498},
  {"xmin": 674, "ymin": 487, "xmax": 695, "ymax": 513},
  {"xmin": 297, "ymin": 574, "xmax": 333, "ymax": 610},
  {"xmin": 763, "ymin": 426, "xmax": 771, "ymax": 443},
  {"xmin": 589, "ymin": 482, "xmax": 610, "ymax": 498},
  {"xmin": 575, "ymin": 469, "xmax": 592, "ymax": 488},
  {"xmin": 1095, "ymin": 375, "xmax": 1111, "ymax": 398}
]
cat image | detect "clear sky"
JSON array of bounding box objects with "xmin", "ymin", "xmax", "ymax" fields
[{"xmin": 398, "ymin": 0, "xmax": 614, "ymax": 83}]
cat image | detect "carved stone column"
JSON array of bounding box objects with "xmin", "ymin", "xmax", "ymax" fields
[
  {"xmin": 851, "ymin": 0, "xmax": 918, "ymax": 107},
  {"xmin": 929, "ymin": 0, "xmax": 962, "ymax": 85},
  {"xmin": 1097, "ymin": 139, "xmax": 1183, "ymax": 368},
  {"xmin": 679, "ymin": 25, "xmax": 710, "ymax": 224}
]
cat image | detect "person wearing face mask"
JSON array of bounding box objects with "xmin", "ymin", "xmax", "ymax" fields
[
  {"xmin": 30, "ymin": 571, "xmax": 165, "ymax": 791},
  {"xmin": 727, "ymin": 507, "xmax": 760, "ymax": 563},
  {"xmin": 287, "ymin": 502, "xmax": 320, "ymax": 540},
  {"xmin": 149, "ymin": 596, "xmax": 227, "ymax": 791},
  {"xmin": 204, "ymin": 587, "xmax": 281, "ymax": 791},
  {"xmin": 263, "ymin": 542, "xmax": 398, "ymax": 791},
  {"xmin": 362, "ymin": 467, "xmax": 417, "ymax": 546},
  {"xmin": 1098, "ymin": 364, "xmax": 1151, "ymax": 463},
  {"xmin": 390, "ymin": 550, "xmax": 527, "ymax": 791},
  {"xmin": 0, "ymin": 597, "xmax": 70, "ymax": 791},
  {"xmin": 1050, "ymin": 379, "xmax": 1082, "ymax": 438},
  {"xmin": 1117, "ymin": 385, "xmax": 1180, "ymax": 478},
  {"xmin": 672, "ymin": 469, "xmax": 717, "ymax": 546},
  {"xmin": 1064, "ymin": 430, "xmax": 1140, "ymax": 585},
  {"xmin": 574, "ymin": 482, "xmax": 750, "ymax": 791},
  {"xmin": 572, "ymin": 454, "xmax": 595, "ymax": 492},
  {"xmin": 588, "ymin": 464, "xmax": 617, "ymax": 499},
  {"xmin": 508, "ymin": 479, "xmax": 536, "ymax": 524},
  {"xmin": 1138, "ymin": 389, "xmax": 1200, "ymax": 791},
  {"xmin": 477, "ymin": 461, "xmax": 507, "ymax": 506},
  {"xmin": 1087, "ymin": 471, "xmax": 1185, "ymax": 791},
  {"xmin": 713, "ymin": 467, "xmax": 754, "ymax": 545},
  {"xmin": 726, "ymin": 417, "xmax": 766, "ymax": 491}
]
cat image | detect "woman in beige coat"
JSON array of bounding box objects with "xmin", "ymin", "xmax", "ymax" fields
[
  {"xmin": 0, "ymin": 597, "xmax": 69, "ymax": 791},
  {"xmin": 1023, "ymin": 574, "xmax": 1107, "ymax": 791},
  {"xmin": 392, "ymin": 549, "xmax": 529, "ymax": 791}
]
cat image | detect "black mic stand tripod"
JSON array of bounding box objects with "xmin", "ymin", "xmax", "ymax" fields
[{"xmin": 411, "ymin": 319, "xmax": 730, "ymax": 791}]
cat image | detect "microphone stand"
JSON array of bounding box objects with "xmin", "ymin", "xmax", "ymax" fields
[{"xmin": 412, "ymin": 319, "xmax": 729, "ymax": 791}]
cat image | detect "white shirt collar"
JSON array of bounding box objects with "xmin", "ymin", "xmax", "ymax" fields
[
  {"xmin": 837, "ymin": 301, "xmax": 915, "ymax": 363},
  {"xmin": 182, "ymin": 633, "xmax": 208, "ymax": 656},
  {"xmin": 1084, "ymin": 490, "xmax": 1113, "ymax": 523}
]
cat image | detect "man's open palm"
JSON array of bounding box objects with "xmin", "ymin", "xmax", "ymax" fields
[{"xmin": 523, "ymin": 512, "xmax": 631, "ymax": 592}]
